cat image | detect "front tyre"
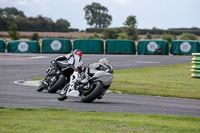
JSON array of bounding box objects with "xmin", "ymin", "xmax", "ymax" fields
[
  {"xmin": 79, "ymin": 81, "xmax": 103, "ymax": 103},
  {"xmin": 48, "ymin": 75, "xmax": 66, "ymax": 93},
  {"xmin": 57, "ymin": 84, "xmax": 69, "ymax": 101}
]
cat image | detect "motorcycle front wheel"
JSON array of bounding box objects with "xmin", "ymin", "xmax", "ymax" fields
[
  {"xmin": 79, "ymin": 81, "xmax": 103, "ymax": 103},
  {"xmin": 57, "ymin": 84, "xmax": 69, "ymax": 101},
  {"xmin": 48, "ymin": 75, "xmax": 66, "ymax": 93}
]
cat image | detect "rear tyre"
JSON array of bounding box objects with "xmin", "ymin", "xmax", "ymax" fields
[
  {"xmin": 48, "ymin": 75, "xmax": 66, "ymax": 93},
  {"xmin": 79, "ymin": 81, "xmax": 103, "ymax": 103},
  {"xmin": 97, "ymin": 85, "xmax": 110, "ymax": 99},
  {"xmin": 57, "ymin": 84, "xmax": 69, "ymax": 101}
]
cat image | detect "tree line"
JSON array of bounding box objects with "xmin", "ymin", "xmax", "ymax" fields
[
  {"xmin": 0, "ymin": 7, "xmax": 78, "ymax": 32},
  {"xmin": 0, "ymin": 3, "xmax": 113, "ymax": 32}
]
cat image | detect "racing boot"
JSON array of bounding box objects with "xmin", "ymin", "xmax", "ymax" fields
[{"xmin": 37, "ymin": 80, "xmax": 48, "ymax": 92}]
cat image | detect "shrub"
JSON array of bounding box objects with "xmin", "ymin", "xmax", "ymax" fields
[
  {"xmin": 93, "ymin": 33, "xmax": 100, "ymax": 39},
  {"xmin": 30, "ymin": 33, "xmax": 40, "ymax": 41},
  {"xmin": 161, "ymin": 33, "xmax": 176, "ymax": 43},
  {"xmin": 145, "ymin": 32, "xmax": 152, "ymax": 39},
  {"xmin": 179, "ymin": 33, "xmax": 198, "ymax": 40},
  {"xmin": 103, "ymin": 28, "xmax": 118, "ymax": 39},
  {"xmin": 118, "ymin": 32, "xmax": 129, "ymax": 40}
]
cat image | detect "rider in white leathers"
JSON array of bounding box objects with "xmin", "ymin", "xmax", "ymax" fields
[{"xmin": 89, "ymin": 58, "xmax": 113, "ymax": 74}]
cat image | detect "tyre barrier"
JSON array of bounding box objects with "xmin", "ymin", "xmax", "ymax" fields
[
  {"xmin": 191, "ymin": 53, "xmax": 200, "ymax": 78},
  {"xmin": 7, "ymin": 40, "xmax": 40, "ymax": 53},
  {"xmin": 42, "ymin": 38, "xmax": 72, "ymax": 53},
  {"xmin": 0, "ymin": 40, "xmax": 6, "ymax": 53},
  {"xmin": 138, "ymin": 40, "xmax": 169, "ymax": 55},
  {"xmin": 171, "ymin": 40, "xmax": 200, "ymax": 55},
  {"xmin": 73, "ymin": 39, "xmax": 104, "ymax": 54},
  {"xmin": 106, "ymin": 40, "xmax": 136, "ymax": 54},
  {"xmin": 2, "ymin": 39, "xmax": 200, "ymax": 55}
]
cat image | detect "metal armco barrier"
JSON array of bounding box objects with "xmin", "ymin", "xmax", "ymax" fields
[{"xmin": 191, "ymin": 53, "xmax": 200, "ymax": 78}]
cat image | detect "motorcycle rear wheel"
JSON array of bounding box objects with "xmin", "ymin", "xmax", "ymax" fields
[{"xmin": 79, "ymin": 81, "xmax": 103, "ymax": 103}]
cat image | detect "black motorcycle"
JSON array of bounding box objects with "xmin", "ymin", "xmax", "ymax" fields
[{"xmin": 37, "ymin": 61, "xmax": 74, "ymax": 93}]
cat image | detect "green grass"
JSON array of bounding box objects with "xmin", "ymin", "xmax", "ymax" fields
[
  {"xmin": 32, "ymin": 77, "xmax": 43, "ymax": 81},
  {"xmin": 110, "ymin": 63, "xmax": 200, "ymax": 99},
  {"xmin": 0, "ymin": 107, "xmax": 200, "ymax": 133}
]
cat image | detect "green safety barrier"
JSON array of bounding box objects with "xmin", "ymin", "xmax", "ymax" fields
[
  {"xmin": 191, "ymin": 53, "xmax": 200, "ymax": 78},
  {"xmin": 42, "ymin": 38, "xmax": 72, "ymax": 53},
  {"xmin": 0, "ymin": 40, "xmax": 6, "ymax": 53},
  {"xmin": 138, "ymin": 40, "xmax": 169, "ymax": 55},
  {"xmin": 73, "ymin": 39, "xmax": 104, "ymax": 54},
  {"xmin": 105, "ymin": 40, "xmax": 136, "ymax": 54},
  {"xmin": 171, "ymin": 40, "xmax": 200, "ymax": 55},
  {"xmin": 7, "ymin": 41, "xmax": 40, "ymax": 53}
]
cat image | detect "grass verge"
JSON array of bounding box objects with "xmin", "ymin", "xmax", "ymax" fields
[
  {"xmin": 0, "ymin": 107, "xmax": 199, "ymax": 133},
  {"xmin": 111, "ymin": 63, "xmax": 200, "ymax": 99}
]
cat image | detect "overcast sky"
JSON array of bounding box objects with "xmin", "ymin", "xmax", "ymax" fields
[{"xmin": 0, "ymin": 0, "xmax": 200, "ymax": 30}]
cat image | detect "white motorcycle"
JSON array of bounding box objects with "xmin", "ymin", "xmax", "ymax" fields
[{"xmin": 57, "ymin": 65, "xmax": 113, "ymax": 103}]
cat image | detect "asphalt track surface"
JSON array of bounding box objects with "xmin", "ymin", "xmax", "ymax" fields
[{"xmin": 0, "ymin": 53, "xmax": 200, "ymax": 117}]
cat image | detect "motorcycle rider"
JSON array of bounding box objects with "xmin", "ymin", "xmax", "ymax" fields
[
  {"xmin": 79, "ymin": 58, "xmax": 113, "ymax": 83},
  {"xmin": 89, "ymin": 58, "xmax": 113, "ymax": 74},
  {"xmin": 37, "ymin": 49, "xmax": 83, "ymax": 91},
  {"xmin": 53, "ymin": 49, "xmax": 83, "ymax": 69}
]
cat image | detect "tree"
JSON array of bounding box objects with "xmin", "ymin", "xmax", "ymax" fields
[
  {"xmin": 28, "ymin": 15, "xmax": 55, "ymax": 31},
  {"xmin": 8, "ymin": 23, "xmax": 20, "ymax": 40},
  {"xmin": 0, "ymin": 7, "xmax": 25, "ymax": 17},
  {"xmin": 0, "ymin": 7, "xmax": 25, "ymax": 31},
  {"xmin": 55, "ymin": 19, "xmax": 70, "ymax": 32},
  {"xmin": 15, "ymin": 16, "xmax": 32, "ymax": 31},
  {"xmin": 84, "ymin": 2, "xmax": 112, "ymax": 29},
  {"xmin": 123, "ymin": 15, "xmax": 138, "ymax": 40},
  {"xmin": 0, "ymin": 7, "xmax": 74, "ymax": 32},
  {"xmin": 124, "ymin": 15, "xmax": 137, "ymax": 28}
]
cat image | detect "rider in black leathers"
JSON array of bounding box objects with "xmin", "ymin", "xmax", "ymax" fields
[{"xmin": 37, "ymin": 49, "xmax": 83, "ymax": 91}]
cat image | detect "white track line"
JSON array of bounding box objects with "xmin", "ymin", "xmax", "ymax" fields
[
  {"xmin": 14, "ymin": 80, "xmax": 40, "ymax": 87},
  {"xmin": 135, "ymin": 61, "xmax": 160, "ymax": 64}
]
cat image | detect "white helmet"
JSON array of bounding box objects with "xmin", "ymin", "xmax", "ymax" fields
[{"xmin": 99, "ymin": 58, "xmax": 109, "ymax": 65}]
